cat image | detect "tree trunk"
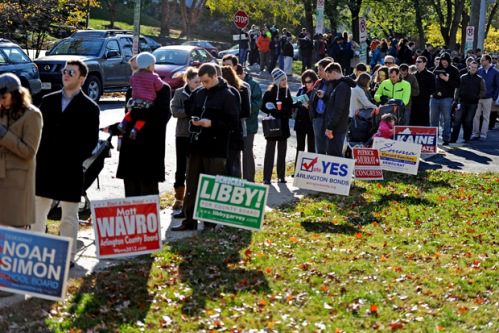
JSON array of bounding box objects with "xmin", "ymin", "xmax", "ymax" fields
[
  {"xmin": 160, "ymin": 0, "xmax": 170, "ymax": 37},
  {"xmin": 469, "ymin": 0, "xmax": 480, "ymax": 50},
  {"xmin": 486, "ymin": 2, "xmax": 498, "ymax": 37},
  {"xmin": 303, "ymin": 0, "xmax": 314, "ymax": 34},
  {"xmin": 414, "ymin": 0, "xmax": 425, "ymax": 48},
  {"xmin": 460, "ymin": 9, "xmax": 470, "ymax": 53},
  {"xmin": 448, "ymin": 0, "xmax": 465, "ymax": 51},
  {"xmin": 348, "ymin": 0, "xmax": 362, "ymax": 43}
]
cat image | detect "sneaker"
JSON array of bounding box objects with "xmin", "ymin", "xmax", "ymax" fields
[
  {"xmin": 443, "ymin": 141, "xmax": 449, "ymax": 146},
  {"xmin": 263, "ymin": 180, "xmax": 271, "ymax": 185},
  {"xmin": 173, "ymin": 211, "xmax": 185, "ymax": 219},
  {"xmin": 470, "ymin": 136, "xmax": 480, "ymax": 141},
  {"xmin": 171, "ymin": 222, "xmax": 197, "ymax": 231},
  {"xmin": 278, "ymin": 178, "xmax": 287, "ymax": 183}
]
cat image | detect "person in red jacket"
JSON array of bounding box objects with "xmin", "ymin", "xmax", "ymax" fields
[{"xmin": 256, "ymin": 29, "xmax": 271, "ymax": 73}]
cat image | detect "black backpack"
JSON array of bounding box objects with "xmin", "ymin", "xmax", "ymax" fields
[{"xmin": 349, "ymin": 108, "xmax": 375, "ymax": 142}]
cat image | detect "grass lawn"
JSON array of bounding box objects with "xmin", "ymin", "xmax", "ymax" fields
[{"xmin": 1, "ymin": 171, "xmax": 497, "ymax": 332}]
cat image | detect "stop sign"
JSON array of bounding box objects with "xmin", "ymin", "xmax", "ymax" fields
[{"xmin": 234, "ymin": 10, "xmax": 249, "ymax": 30}]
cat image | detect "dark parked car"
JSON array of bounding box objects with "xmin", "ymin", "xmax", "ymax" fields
[
  {"xmin": 0, "ymin": 39, "xmax": 42, "ymax": 96},
  {"xmin": 181, "ymin": 40, "xmax": 219, "ymax": 58},
  {"xmin": 36, "ymin": 30, "xmax": 153, "ymax": 102},
  {"xmin": 153, "ymin": 45, "xmax": 217, "ymax": 90}
]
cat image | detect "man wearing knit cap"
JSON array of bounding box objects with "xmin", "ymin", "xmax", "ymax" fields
[{"xmin": 430, "ymin": 52, "xmax": 460, "ymax": 145}]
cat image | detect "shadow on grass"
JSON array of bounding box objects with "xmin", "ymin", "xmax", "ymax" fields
[
  {"xmin": 301, "ymin": 221, "xmax": 360, "ymax": 234},
  {"xmin": 169, "ymin": 228, "xmax": 270, "ymax": 316}
]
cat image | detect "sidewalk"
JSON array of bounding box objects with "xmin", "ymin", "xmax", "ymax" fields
[{"xmin": 1, "ymin": 126, "xmax": 498, "ymax": 309}]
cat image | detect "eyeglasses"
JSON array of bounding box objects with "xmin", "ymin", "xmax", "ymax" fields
[
  {"xmin": 416, "ymin": 60, "xmax": 424, "ymax": 63},
  {"xmin": 61, "ymin": 69, "xmax": 77, "ymax": 77}
]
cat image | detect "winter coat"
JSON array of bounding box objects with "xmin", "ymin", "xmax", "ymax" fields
[
  {"xmin": 325, "ymin": 77, "xmax": 355, "ymax": 133},
  {"xmin": 477, "ymin": 66, "xmax": 499, "ymax": 100},
  {"xmin": 261, "ymin": 85, "xmax": 293, "ymax": 140},
  {"xmin": 294, "ymin": 86, "xmax": 314, "ymax": 133},
  {"xmin": 403, "ymin": 73, "xmax": 420, "ymax": 97},
  {"xmin": 458, "ymin": 73, "xmax": 486, "ymax": 104},
  {"xmin": 117, "ymin": 84, "xmax": 171, "ymax": 182},
  {"xmin": 433, "ymin": 64, "xmax": 460, "ymax": 99},
  {"xmin": 244, "ymin": 74, "xmax": 262, "ymax": 135},
  {"xmin": 412, "ymin": 68, "xmax": 436, "ymax": 126},
  {"xmin": 373, "ymin": 120, "xmax": 394, "ymax": 139},
  {"xmin": 374, "ymin": 79, "xmax": 412, "ymax": 106},
  {"xmin": 171, "ymin": 84, "xmax": 194, "ymax": 138},
  {"xmin": 309, "ymin": 79, "xmax": 333, "ymax": 119},
  {"xmin": 0, "ymin": 106, "xmax": 42, "ymax": 226},
  {"xmin": 186, "ymin": 78, "xmax": 240, "ymax": 158},
  {"xmin": 36, "ymin": 91, "xmax": 99, "ymax": 202},
  {"xmin": 256, "ymin": 35, "xmax": 271, "ymax": 53}
]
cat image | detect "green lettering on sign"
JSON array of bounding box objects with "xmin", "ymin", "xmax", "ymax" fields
[{"xmin": 193, "ymin": 174, "xmax": 269, "ymax": 231}]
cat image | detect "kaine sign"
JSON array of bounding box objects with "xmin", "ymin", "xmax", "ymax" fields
[
  {"xmin": 394, "ymin": 126, "xmax": 438, "ymax": 154},
  {"xmin": 293, "ymin": 152, "xmax": 354, "ymax": 196}
]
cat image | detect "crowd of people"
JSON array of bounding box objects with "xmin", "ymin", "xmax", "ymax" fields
[{"xmin": 0, "ymin": 30, "xmax": 498, "ymax": 284}]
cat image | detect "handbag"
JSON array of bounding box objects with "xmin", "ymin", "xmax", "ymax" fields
[{"xmin": 262, "ymin": 117, "xmax": 282, "ymax": 139}]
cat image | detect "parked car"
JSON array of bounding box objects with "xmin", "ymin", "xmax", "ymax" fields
[
  {"xmin": 35, "ymin": 30, "xmax": 152, "ymax": 102},
  {"xmin": 218, "ymin": 44, "xmax": 239, "ymax": 58},
  {"xmin": 153, "ymin": 45, "xmax": 217, "ymax": 91},
  {"xmin": 0, "ymin": 38, "xmax": 42, "ymax": 96},
  {"xmin": 181, "ymin": 40, "xmax": 218, "ymax": 58}
]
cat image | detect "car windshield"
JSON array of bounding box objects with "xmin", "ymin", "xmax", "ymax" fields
[
  {"xmin": 153, "ymin": 49, "xmax": 188, "ymax": 65},
  {"xmin": 48, "ymin": 38, "xmax": 104, "ymax": 56},
  {"xmin": 1, "ymin": 47, "xmax": 31, "ymax": 63}
]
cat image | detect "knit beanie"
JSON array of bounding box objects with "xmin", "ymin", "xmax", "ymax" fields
[
  {"xmin": 136, "ymin": 52, "xmax": 156, "ymax": 69},
  {"xmin": 0, "ymin": 73, "xmax": 21, "ymax": 96},
  {"xmin": 271, "ymin": 68, "xmax": 286, "ymax": 86}
]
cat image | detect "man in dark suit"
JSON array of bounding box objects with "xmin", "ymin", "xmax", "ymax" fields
[{"xmin": 33, "ymin": 60, "xmax": 100, "ymax": 266}]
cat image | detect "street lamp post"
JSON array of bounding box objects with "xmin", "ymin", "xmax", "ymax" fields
[{"xmin": 133, "ymin": 0, "xmax": 141, "ymax": 55}]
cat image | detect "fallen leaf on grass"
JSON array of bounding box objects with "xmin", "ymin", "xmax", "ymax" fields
[
  {"xmin": 355, "ymin": 232, "xmax": 362, "ymax": 239},
  {"xmin": 289, "ymin": 236, "xmax": 299, "ymax": 243},
  {"xmin": 389, "ymin": 321, "xmax": 404, "ymax": 330},
  {"xmin": 370, "ymin": 304, "xmax": 378, "ymax": 314},
  {"xmin": 457, "ymin": 306, "xmax": 468, "ymax": 314}
]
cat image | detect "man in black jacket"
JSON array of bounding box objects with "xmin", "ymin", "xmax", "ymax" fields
[
  {"xmin": 324, "ymin": 62, "xmax": 354, "ymax": 157},
  {"xmin": 412, "ymin": 56, "xmax": 436, "ymax": 126},
  {"xmin": 33, "ymin": 59, "xmax": 100, "ymax": 265},
  {"xmin": 430, "ymin": 52, "xmax": 460, "ymax": 145},
  {"xmin": 172, "ymin": 64, "xmax": 240, "ymax": 231},
  {"xmin": 452, "ymin": 61, "xmax": 486, "ymax": 143}
]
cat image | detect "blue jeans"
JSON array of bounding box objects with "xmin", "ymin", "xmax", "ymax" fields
[
  {"xmin": 278, "ymin": 55, "xmax": 285, "ymax": 70},
  {"xmin": 430, "ymin": 97, "xmax": 453, "ymax": 142},
  {"xmin": 313, "ymin": 116, "xmax": 327, "ymax": 154},
  {"xmin": 239, "ymin": 48, "xmax": 248, "ymax": 66}
]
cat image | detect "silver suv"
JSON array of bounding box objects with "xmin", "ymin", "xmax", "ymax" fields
[{"xmin": 35, "ymin": 30, "xmax": 153, "ymax": 102}]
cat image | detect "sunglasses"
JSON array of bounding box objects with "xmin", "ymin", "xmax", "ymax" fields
[
  {"xmin": 61, "ymin": 69, "xmax": 77, "ymax": 77},
  {"xmin": 385, "ymin": 61, "xmax": 394, "ymax": 64}
]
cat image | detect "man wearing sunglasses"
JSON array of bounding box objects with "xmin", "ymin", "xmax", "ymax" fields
[{"xmin": 33, "ymin": 59, "xmax": 100, "ymax": 268}]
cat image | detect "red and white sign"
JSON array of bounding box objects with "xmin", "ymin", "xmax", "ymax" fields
[
  {"xmin": 394, "ymin": 126, "xmax": 438, "ymax": 154},
  {"xmin": 91, "ymin": 195, "xmax": 162, "ymax": 259},
  {"xmin": 353, "ymin": 148, "xmax": 383, "ymax": 180},
  {"xmin": 234, "ymin": 10, "xmax": 249, "ymax": 30},
  {"xmin": 359, "ymin": 17, "xmax": 367, "ymax": 43},
  {"xmin": 466, "ymin": 26, "xmax": 475, "ymax": 43}
]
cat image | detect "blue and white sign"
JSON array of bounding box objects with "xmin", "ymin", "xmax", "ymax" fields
[
  {"xmin": 0, "ymin": 227, "xmax": 72, "ymax": 301},
  {"xmin": 293, "ymin": 151, "xmax": 354, "ymax": 196},
  {"xmin": 372, "ymin": 137, "xmax": 422, "ymax": 175}
]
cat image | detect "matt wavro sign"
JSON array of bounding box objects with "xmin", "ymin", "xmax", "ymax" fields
[
  {"xmin": 293, "ymin": 151, "xmax": 354, "ymax": 196},
  {"xmin": 194, "ymin": 174, "xmax": 268, "ymax": 231},
  {"xmin": 394, "ymin": 126, "xmax": 438, "ymax": 154},
  {"xmin": 372, "ymin": 138, "xmax": 422, "ymax": 175},
  {"xmin": 0, "ymin": 227, "xmax": 72, "ymax": 301},
  {"xmin": 91, "ymin": 195, "xmax": 162, "ymax": 259}
]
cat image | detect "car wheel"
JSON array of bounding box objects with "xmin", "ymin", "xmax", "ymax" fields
[{"xmin": 83, "ymin": 75, "xmax": 102, "ymax": 102}]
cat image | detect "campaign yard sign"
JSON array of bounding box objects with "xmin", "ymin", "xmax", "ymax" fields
[
  {"xmin": 91, "ymin": 195, "xmax": 162, "ymax": 259},
  {"xmin": 293, "ymin": 152, "xmax": 354, "ymax": 196},
  {"xmin": 353, "ymin": 148, "xmax": 383, "ymax": 180},
  {"xmin": 372, "ymin": 137, "xmax": 422, "ymax": 175},
  {"xmin": 0, "ymin": 227, "xmax": 72, "ymax": 301},
  {"xmin": 394, "ymin": 126, "xmax": 438, "ymax": 154},
  {"xmin": 194, "ymin": 174, "xmax": 268, "ymax": 231}
]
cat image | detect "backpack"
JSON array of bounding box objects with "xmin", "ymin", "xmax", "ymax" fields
[{"xmin": 349, "ymin": 108, "xmax": 375, "ymax": 142}]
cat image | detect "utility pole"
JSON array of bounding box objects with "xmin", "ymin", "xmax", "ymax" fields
[
  {"xmin": 133, "ymin": 0, "xmax": 141, "ymax": 55},
  {"xmin": 476, "ymin": 0, "xmax": 486, "ymax": 50},
  {"xmin": 85, "ymin": 0, "xmax": 90, "ymax": 29}
]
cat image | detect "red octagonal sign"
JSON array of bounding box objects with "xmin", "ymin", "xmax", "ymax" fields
[{"xmin": 234, "ymin": 10, "xmax": 249, "ymax": 30}]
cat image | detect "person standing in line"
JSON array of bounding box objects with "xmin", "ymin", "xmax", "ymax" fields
[
  {"xmin": 32, "ymin": 60, "xmax": 100, "ymax": 266},
  {"xmin": 430, "ymin": 52, "xmax": 460, "ymax": 145},
  {"xmin": 324, "ymin": 62, "xmax": 355, "ymax": 157},
  {"xmin": 309, "ymin": 57, "xmax": 334, "ymax": 154},
  {"xmin": 261, "ymin": 68, "xmax": 293, "ymax": 184},
  {"xmin": 411, "ymin": 56, "xmax": 436, "ymax": 126},
  {"xmin": 293, "ymin": 70, "xmax": 318, "ymax": 169},
  {"xmin": 471, "ymin": 54, "xmax": 499, "ymax": 140},
  {"xmin": 452, "ymin": 61, "xmax": 485, "ymax": 143},
  {"xmin": 399, "ymin": 63, "xmax": 420, "ymax": 125},
  {"xmin": 256, "ymin": 29, "xmax": 271, "ymax": 73},
  {"xmin": 172, "ymin": 64, "xmax": 239, "ymax": 231},
  {"xmin": 238, "ymin": 28, "xmax": 250, "ymax": 67},
  {"xmin": 236, "ymin": 64, "xmax": 262, "ymax": 182},
  {"xmin": 0, "ymin": 73, "xmax": 43, "ymax": 229},
  {"xmin": 170, "ymin": 67, "xmax": 201, "ymax": 214}
]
